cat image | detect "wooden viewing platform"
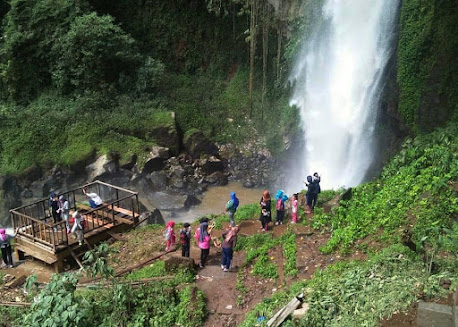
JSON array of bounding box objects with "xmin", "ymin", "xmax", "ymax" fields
[{"xmin": 9, "ymin": 180, "xmax": 140, "ymax": 272}]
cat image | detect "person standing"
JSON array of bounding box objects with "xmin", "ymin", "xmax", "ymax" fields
[
  {"xmin": 310, "ymin": 173, "xmax": 321, "ymax": 210},
  {"xmin": 275, "ymin": 190, "xmax": 288, "ymax": 225},
  {"xmin": 194, "ymin": 221, "xmax": 211, "ymax": 268},
  {"xmin": 83, "ymin": 188, "xmax": 103, "ymax": 209},
  {"xmin": 0, "ymin": 228, "xmax": 19, "ymax": 268},
  {"xmin": 221, "ymin": 226, "xmax": 239, "ymax": 272},
  {"xmin": 291, "ymin": 193, "xmax": 298, "ymax": 223},
  {"xmin": 225, "ymin": 192, "xmax": 239, "ymax": 227},
  {"xmin": 50, "ymin": 193, "xmax": 61, "ymax": 231},
  {"xmin": 165, "ymin": 221, "xmax": 176, "ymax": 252},
  {"xmin": 259, "ymin": 190, "xmax": 271, "ymax": 231},
  {"xmin": 180, "ymin": 223, "xmax": 191, "ymax": 257},
  {"xmin": 58, "ymin": 195, "xmax": 70, "ymax": 233},
  {"xmin": 71, "ymin": 211, "xmax": 85, "ymax": 246}
]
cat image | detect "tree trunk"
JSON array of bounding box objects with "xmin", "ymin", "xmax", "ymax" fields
[
  {"xmin": 276, "ymin": 20, "xmax": 283, "ymax": 81},
  {"xmin": 249, "ymin": 0, "xmax": 258, "ymax": 119},
  {"xmin": 262, "ymin": 1, "xmax": 269, "ymax": 121}
]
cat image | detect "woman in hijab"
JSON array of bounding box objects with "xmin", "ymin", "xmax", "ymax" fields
[
  {"xmin": 0, "ymin": 228, "xmax": 19, "ymax": 268},
  {"xmin": 58, "ymin": 195, "xmax": 70, "ymax": 233},
  {"xmin": 194, "ymin": 221, "xmax": 212, "ymax": 268},
  {"xmin": 221, "ymin": 226, "xmax": 239, "ymax": 272},
  {"xmin": 259, "ymin": 190, "xmax": 271, "ymax": 232},
  {"xmin": 164, "ymin": 220, "xmax": 176, "ymax": 251},
  {"xmin": 225, "ymin": 192, "xmax": 240, "ymax": 227}
]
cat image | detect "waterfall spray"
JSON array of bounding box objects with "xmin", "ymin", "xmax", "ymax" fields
[{"xmin": 289, "ymin": 0, "xmax": 399, "ymax": 191}]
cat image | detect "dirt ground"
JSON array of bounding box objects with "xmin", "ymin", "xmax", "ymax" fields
[{"xmin": 0, "ymin": 214, "xmax": 440, "ymax": 327}]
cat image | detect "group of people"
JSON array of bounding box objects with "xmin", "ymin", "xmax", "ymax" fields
[
  {"xmin": 48, "ymin": 188, "xmax": 101, "ymax": 245},
  {"xmin": 164, "ymin": 217, "xmax": 240, "ymax": 271},
  {"xmin": 163, "ymin": 174, "xmax": 320, "ymax": 268}
]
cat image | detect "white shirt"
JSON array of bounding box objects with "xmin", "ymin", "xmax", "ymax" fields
[{"xmin": 87, "ymin": 193, "xmax": 103, "ymax": 205}]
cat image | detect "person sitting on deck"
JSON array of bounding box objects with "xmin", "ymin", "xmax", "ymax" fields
[{"xmin": 83, "ymin": 188, "xmax": 103, "ymax": 209}]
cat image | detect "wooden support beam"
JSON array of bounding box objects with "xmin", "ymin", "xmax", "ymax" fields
[
  {"xmin": 267, "ymin": 294, "xmax": 303, "ymax": 327},
  {"xmin": 69, "ymin": 248, "xmax": 84, "ymax": 269}
]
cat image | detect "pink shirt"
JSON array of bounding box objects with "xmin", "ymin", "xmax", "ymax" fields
[
  {"xmin": 194, "ymin": 229, "xmax": 211, "ymax": 249},
  {"xmin": 292, "ymin": 199, "xmax": 298, "ymax": 213}
]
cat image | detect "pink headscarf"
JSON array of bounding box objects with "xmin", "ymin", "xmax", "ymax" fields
[
  {"xmin": 225, "ymin": 226, "xmax": 239, "ymax": 243},
  {"xmin": 0, "ymin": 228, "xmax": 6, "ymax": 241},
  {"xmin": 166, "ymin": 221, "xmax": 175, "ymax": 229}
]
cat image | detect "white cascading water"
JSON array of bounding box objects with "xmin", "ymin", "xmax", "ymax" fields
[{"xmin": 289, "ymin": 0, "xmax": 399, "ymax": 191}]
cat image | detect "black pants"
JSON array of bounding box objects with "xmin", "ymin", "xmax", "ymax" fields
[
  {"xmin": 1, "ymin": 245, "xmax": 13, "ymax": 266},
  {"xmin": 52, "ymin": 210, "xmax": 60, "ymax": 224},
  {"xmin": 182, "ymin": 243, "xmax": 190, "ymax": 257},
  {"xmin": 200, "ymin": 248, "xmax": 209, "ymax": 267},
  {"xmin": 276, "ymin": 210, "xmax": 284, "ymax": 223}
]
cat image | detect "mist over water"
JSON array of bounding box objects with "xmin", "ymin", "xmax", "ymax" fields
[{"xmin": 288, "ymin": 0, "xmax": 400, "ymax": 191}]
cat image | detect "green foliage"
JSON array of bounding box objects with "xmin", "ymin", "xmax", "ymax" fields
[
  {"xmin": 239, "ymin": 244, "xmax": 457, "ymax": 327},
  {"xmin": 283, "ymin": 232, "xmax": 298, "ymax": 277},
  {"xmin": 23, "ymin": 274, "xmax": 90, "ymax": 327},
  {"xmin": 175, "ymin": 286, "xmax": 207, "ymax": 327},
  {"xmin": 397, "ymin": 0, "xmax": 458, "ymax": 130},
  {"xmin": 83, "ymin": 242, "xmax": 115, "ymax": 279},
  {"xmin": 0, "ymin": 306, "xmax": 27, "ymax": 327},
  {"xmin": 53, "ymin": 12, "xmax": 140, "ymax": 94},
  {"xmin": 312, "ymin": 124, "xmax": 458, "ymax": 254},
  {"xmin": 125, "ymin": 260, "xmax": 167, "ymax": 281}
]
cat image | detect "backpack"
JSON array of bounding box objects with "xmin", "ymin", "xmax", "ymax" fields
[
  {"xmin": 180, "ymin": 229, "xmax": 189, "ymax": 245},
  {"xmin": 276, "ymin": 198, "xmax": 283, "ymax": 211},
  {"xmin": 81, "ymin": 217, "xmax": 87, "ymax": 230}
]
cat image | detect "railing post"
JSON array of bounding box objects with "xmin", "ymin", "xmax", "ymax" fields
[
  {"xmin": 135, "ymin": 194, "xmax": 139, "ymax": 219},
  {"xmin": 72, "ymin": 191, "xmax": 77, "ymax": 211}
]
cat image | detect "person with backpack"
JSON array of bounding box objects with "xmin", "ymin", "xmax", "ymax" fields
[
  {"xmin": 58, "ymin": 195, "xmax": 70, "ymax": 234},
  {"xmin": 304, "ymin": 173, "xmax": 321, "ymax": 213},
  {"xmin": 0, "ymin": 228, "xmax": 19, "ymax": 268},
  {"xmin": 71, "ymin": 211, "xmax": 85, "ymax": 246},
  {"xmin": 225, "ymin": 192, "xmax": 239, "ymax": 227},
  {"xmin": 164, "ymin": 220, "xmax": 176, "ymax": 252},
  {"xmin": 220, "ymin": 226, "xmax": 239, "ymax": 272},
  {"xmin": 275, "ymin": 190, "xmax": 288, "ymax": 225},
  {"xmin": 259, "ymin": 190, "xmax": 271, "ymax": 232},
  {"xmin": 180, "ymin": 223, "xmax": 191, "ymax": 257}
]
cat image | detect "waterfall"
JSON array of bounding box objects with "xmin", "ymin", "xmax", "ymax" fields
[{"xmin": 289, "ymin": 0, "xmax": 400, "ymax": 190}]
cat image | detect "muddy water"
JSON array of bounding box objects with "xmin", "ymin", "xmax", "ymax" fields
[{"xmin": 164, "ymin": 182, "xmax": 265, "ymax": 224}]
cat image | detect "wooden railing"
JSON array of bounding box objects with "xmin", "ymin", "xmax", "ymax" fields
[{"xmin": 9, "ymin": 180, "xmax": 140, "ymax": 251}]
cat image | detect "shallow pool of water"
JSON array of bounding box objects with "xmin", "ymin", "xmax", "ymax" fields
[{"xmin": 163, "ymin": 182, "xmax": 266, "ymax": 224}]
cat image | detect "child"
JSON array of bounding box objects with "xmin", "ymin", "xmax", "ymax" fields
[
  {"xmin": 0, "ymin": 228, "xmax": 19, "ymax": 268},
  {"xmin": 165, "ymin": 220, "xmax": 176, "ymax": 251},
  {"xmin": 71, "ymin": 211, "xmax": 85, "ymax": 246},
  {"xmin": 259, "ymin": 190, "xmax": 271, "ymax": 232},
  {"xmin": 179, "ymin": 223, "xmax": 191, "ymax": 257},
  {"xmin": 291, "ymin": 193, "xmax": 298, "ymax": 224},
  {"xmin": 275, "ymin": 190, "xmax": 288, "ymax": 225},
  {"xmin": 194, "ymin": 221, "xmax": 211, "ymax": 268}
]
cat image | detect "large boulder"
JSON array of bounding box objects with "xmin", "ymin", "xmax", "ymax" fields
[
  {"xmin": 149, "ymin": 171, "xmax": 168, "ymax": 189},
  {"xmin": 137, "ymin": 209, "xmax": 165, "ymax": 226},
  {"xmin": 203, "ymin": 171, "xmax": 228, "ymax": 186},
  {"xmin": 183, "ymin": 130, "xmax": 219, "ymax": 158},
  {"xmin": 164, "ymin": 256, "xmax": 196, "ymax": 271},
  {"xmin": 0, "ymin": 176, "xmax": 22, "ymax": 226},
  {"xmin": 200, "ymin": 156, "xmax": 224, "ymax": 175},
  {"xmin": 147, "ymin": 112, "xmax": 180, "ymax": 155},
  {"xmin": 86, "ymin": 155, "xmax": 118, "ymax": 182},
  {"xmin": 141, "ymin": 147, "xmax": 170, "ymax": 174},
  {"xmin": 148, "ymin": 191, "xmax": 200, "ymax": 211}
]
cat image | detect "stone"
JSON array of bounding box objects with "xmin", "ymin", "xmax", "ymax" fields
[
  {"xmin": 137, "ymin": 209, "xmax": 165, "ymax": 227},
  {"xmin": 417, "ymin": 301, "xmax": 453, "ymax": 327},
  {"xmin": 292, "ymin": 303, "xmax": 310, "ymax": 319},
  {"xmin": 148, "ymin": 112, "xmax": 180, "ymax": 155},
  {"xmin": 86, "ymin": 155, "xmax": 118, "ymax": 181},
  {"xmin": 184, "ymin": 130, "xmax": 219, "ymax": 158},
  {"xmin": 203, "ymin": 171, "xmax": 228, "ymax": 186},
  {"xmin": 142, "ymin": 156, "xmax": 167, "ymax": 174},
  {"xmin": 149, "ymin": 171, "xmax": 168, "ymax": 189},
  {"xmin": 243, "ymin": 180, "xmax": 255, "ymax": 188},
  {"xmin": 164, "ymin": 256, "xmax": 196, "ymax": 271},
  {"xmin": 120, "ymin": 154, "xmax": 138, "ymax": 171},
  {"xmin": 151, "ymin": 146, "xmax": 171, "ymax": 160},
  {"xmin": 21, "ymin": 189, "xmax": 33, "ymax": 198},
  {"xmin": 19, "ymin": 164, "xmax": 42, "ymax": 185},
  {"xmin": 225, "ymin": 305, "xmax": 233, "ymax": 310},
  {"xmin": 200, "ymin": 156, "xmax": 224, "ymax": 175},
  {"xmin": 184, "ymin": 195, "xmax": 201, "ymax": 208}
]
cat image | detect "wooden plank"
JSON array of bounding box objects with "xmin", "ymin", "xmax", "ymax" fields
[
  {"xmin": 267, "ymin": 296, "xmax": 302, "ymax": 327},
  {"xmin": 14, "ymin": 242, "xmax": 58, "ymax": 264},
  {"xmin": 0, "ymin": 301, "xmax": 32, "ymax": 308},
  {"xmin": 5, "ymin": 275, "xmax": 27, "ymax": 288}
]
